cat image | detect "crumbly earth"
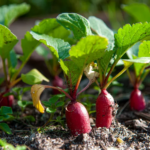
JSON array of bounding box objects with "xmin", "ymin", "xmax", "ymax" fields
[{"xmin": 0, "ymin": 102, "xmax": 150, "ymax": 150}]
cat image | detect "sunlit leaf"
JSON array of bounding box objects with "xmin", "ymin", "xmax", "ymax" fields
[
  {"xmin": 21, "ymin": 69, "xmax": 49, "ymax": 85},
  {"xmin": 0, "ymin": 24, "xmax": 18, "ymax": 59},
  {"xmin": 89, "ymin": 16, "xmax": 114, "ymax": 50}
]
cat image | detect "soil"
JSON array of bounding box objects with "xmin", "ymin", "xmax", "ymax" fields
[{"xmin": 1, "ymin": 99, "xmax": 150, "ymax": 150}]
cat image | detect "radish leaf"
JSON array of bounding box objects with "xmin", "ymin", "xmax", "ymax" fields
[
  {"xmin": 123, "ymin": 3, "xmax": 150, "ymax": 23},
  {"xmin": 31, "ymin": 18, "xmax": 70, "ymax": 39},
  {"xmin": 88, "ymin": 16, "xmax": 114, "ymax": 50},
  {"xmin": 20, "ymin": 31, "xmax": 40, "ymax": 62},
  {"xmin": 57, "ymin": 13, "xmax": 91, "ymax": 40},
  {"xmin": 97, "ymin": 50, "xmax": 115, "ymax": 75},
  {"xmin": 70, "ymin": 35, "xmax": 108, "ymax": 69},
  {"xmin": 0, "ymin": 123, "xmax": 12, "ymax": 134},
  {"xmin": 60, "ymin": 59, "xmax": 81, "ymax": 86},
  {"xmin": 134, "ymin": 41, "xmax": 150, "ymax": 76},
  {"xmin": 0, "ymin": 3, "xmax": 30, "ymax": 27},
  {"xmin": 21, "ymin": 69, "xmax": 49, "ymax": 85},
  {"xmin": 0, "ymin": 25, "xmax": 18, "ymax": 59},
  {"xmin": 30, "ymin": 31, "xmax": 71, "ymax": 60},
  {"xmin": 115, "ymin": 23, "xmax": 150, "ymax": 60}
]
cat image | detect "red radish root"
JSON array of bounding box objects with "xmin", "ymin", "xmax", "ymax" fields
[
  {"xmin": 130, "ymin": 88, "xmax": 145, "ymax": 111},
  {"xmin": 66, "ymin": 101, "xmax": 91, "ymax": 136},
  {"xmin": 96, "ymin": 89, "xmax": 114, "ymax": 128},
  {"xmin": 52, "ymin": 76, "xmax": 65, "ymax": 95},
  {"xmin": 0, "ymin": 91, "xmax": 14, "ymax": 107}
]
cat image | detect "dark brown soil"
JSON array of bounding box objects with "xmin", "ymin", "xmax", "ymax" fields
[{"xmin": 1, "ymin": 101, "xmax": 150, "ymax": 150}]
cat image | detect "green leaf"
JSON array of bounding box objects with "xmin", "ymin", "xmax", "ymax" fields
[
  {"xmin": 57, "ymin": 13, "xmax": 92, "ymax": 40},
  {"xmin": 0, "ymin": 24, "xmax": 18, "ymax": 59},
  {"xmin": 126, "ymin": 42, "xmax": 140, "ymax": 59},
  {"xmin": 0, "ymin": 3, "xmax": 30, "ymax": 27},
  {"xmin": 60, "ymin": 59, "xmax": 81, "ymax": 86},
  {"xmin": 56, "ymin": 101, "xmax": 64, "ymax": 107},
  {"xmin": 49, "ymin": 94, "xmax": 65, "ymax": 104},
  {"xmin": 31, "ymin": 18, "xmax": 70, "ymax": 39},
  {"xmin": 138, "ymin": 41, "xmax": 150, "ymax": 57},
  {"xmin": 0, "ymin": 114, "xmax": 14, "ymax": 121},
  {"xmin": 123, "ymin": 3, "xmax": 150, "ymax": 23},
  {"xmin": 0, "ymin": 123, "xmax": 12, "ymax": 134},
  {"xmin": 35, "ymin": 45, "xmax": 49, "ymax": 59},
  {"xmin": 88, "ymin": 16, "xmax": 114, "ymax": 50},
  {"xmin": 16, "ymin": 145, "xmax": 26, "ymax": 150},
  {"xmin": 17, "ymin": 101, "xmax": 32, "ymax": 108},
  {"xmin": 46, "ymin": 107, "xmax": 57, "ymax": 113},
  {"xmin": 134, "ymin": 41, "xmax": 150, "ymax": 76},
  {"xmin": 0, "ymin": 106, "xmax": 13, "ymax": 115},
  {"xmin": 21, "ymin": 69, "xmax": 49, "ymax": 85},
  {"xmin": 9, "ymin": 49, "xmax": 17, "ymax": 68},
  {"xmin": 123, "ymin": 57, "xmax": 150, "ymax": 68},
  {"xmin": 60, "ymin": 35, "xmax": 108, "ymax": 87},
  {"xmin": 70, "ymin": 35, "xmax": 108, "ymax": 69},
  {"xmin": 30, "ymin": 31, "xmax": 71, "ymax": 60},
  {"xmin": 115, "ymin": 23, "xmax": 150, "ymax": 60},
  {"xmin": 22, "ymin": 87, "xmax": 31, "ymax": 93},
  {"xmin": 42, "ymin": 101, "xmax": 52, "ymax": 107},
  {"xmin": 20, "ymin": 31, "xmax": 40, "ymax": 62},
  {"xmin": 97, "ymin": 50, "xmax": 115, "ymax": 75}
]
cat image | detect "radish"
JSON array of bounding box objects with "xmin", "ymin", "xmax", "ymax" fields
[
  {"xmin": 130, "ymin": 88, "xmax": 145, "ymax": 111},
  {"xmin": 66, "ymin": 101, "xmax": 91, "ymax": 135},
  {"xmin": 52, "ymin": 76, "xmax": 65, "ymax": 95},
  {"xmin": 0, "ymin": 90, "xmax": 14, "ymax": 107},
  {"xmin": 96, "ymin": 89, "xmax": 114, "ymax": 128},
  {"xmin": 31, "ymin": 83, "xmax": 91, "ymax": 136}
]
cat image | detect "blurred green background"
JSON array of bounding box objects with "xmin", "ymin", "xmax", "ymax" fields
[
  {"xmin": 0, "ymin": 0, "xmax": 149, "ymax": 15},
  {"xmin": 1, "ymin": 0, "xmax": 150, "ymax": 30}
]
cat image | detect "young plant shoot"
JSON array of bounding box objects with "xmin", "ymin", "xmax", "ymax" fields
[
  {"xmin": 126, "ymin": 41, "xmax": 150, "ymax": 111},
  {"xmin": 87, "ymin": 17, "xmax": 150, "ymax": 128},
  {"xmin": 30, "ymin": 13, "xmax": 108, "ymax": 135},
  {"xmin": 0, "ymin": 4, "xmax": 50, "ymax": 107}
]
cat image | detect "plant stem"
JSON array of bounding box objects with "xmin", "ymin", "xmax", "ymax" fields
[
  {"xmin": 2, "ymin": 58, "xmax": 7, "ymax": 81},
  {"xmin": 65, "ymin": 74, "xmax": 73, "ymax": 96},
  {"xmin": 126, "ymin": 69, "xmax": 134, "ymax": 86},
  {"xmin": 77, "ymin": 81, "xmax": 92, "ymax": 96},
  {"xmin": 44, "ymin": 85, "xmax": 73, "ymax": 101},
  {"xmin": 42, "ymin": 113, "xmax": 54, "ymax": 128},
  {"xmin": 136, "ymin": 64, "xmax": 147, "ymax": 84},
  {"xmin": 103, "ymin": 60, "xmax": 118, "ymax": 88},
  {"xmin": 9, "ymin": 77, "xmax": 22, "ymax": 88},
  {"xmin": 139, "ymin": 69, "xmax": 150, "ymax": 85},
  {"xmin": 72, "ymin": 73, "xmax": 82, "ymax": 100},
  {"xmin": 97, "ymin": 59, "xmax": 103, "ymax": 88},
  {"xmin": 11, "ymin": 56, "xmax": 29, "ymax": 82},
  {"xmin": 103, "ymin": 66, "xmax": 128, "ymax": 89}
]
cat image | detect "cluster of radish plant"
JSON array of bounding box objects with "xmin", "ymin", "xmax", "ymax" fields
[
  {"xmin": 126, "ymin": 41, "xmax": 150, "ymax": 111},
  {"xmin": 123, "ymin": 3, "xmax": 150, "ymax": 111},
  {"xmin": 30, "ymin": 13, "xmax": 150, "ymax": 135},
  {"xmin": 0, "ymin": 3, "xmax": 50, "ymax": 109}
]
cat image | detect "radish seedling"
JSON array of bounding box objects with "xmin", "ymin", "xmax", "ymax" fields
[
  {"xmin": 30, "ymin": 13, "xmax": 109, "ymax": 135},
  {"xmin": 126, "ymin": 41, "xmax": 150, "ymax": 111},
  {"xmin": 0, "ymin": 4, "xmax": 49, "ymax": 107},
  {"xmin": 86, "ymin": 17, "xmax": 150, "ymax": 128}
]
